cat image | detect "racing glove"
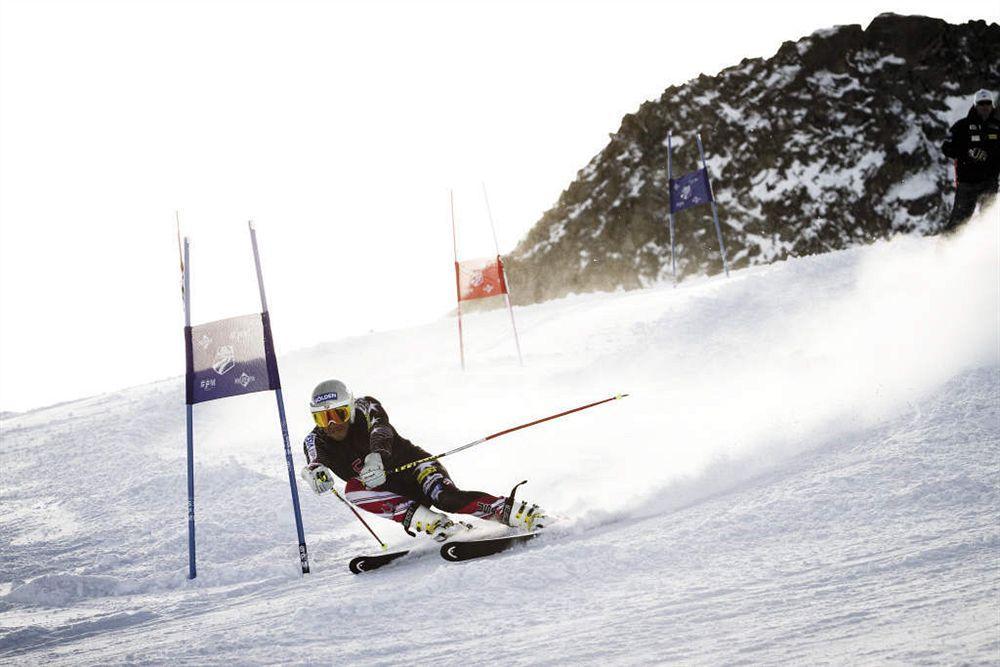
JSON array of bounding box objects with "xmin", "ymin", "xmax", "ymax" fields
[
  {"xmin": 359, "ymin": 452, "xmax": 387, "ymax": 488},
  {"xmin": 301, "ymin": 462, "xmax": 337, "ymax": 494}
]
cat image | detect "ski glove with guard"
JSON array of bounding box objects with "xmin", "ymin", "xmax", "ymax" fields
[
  {"xmin": 359, "ymin": 452, "xmax": 387, "ymax": 488},
  {"xmin": 301, "ymin": 462, "xmax": 337, "ymax": 495}
]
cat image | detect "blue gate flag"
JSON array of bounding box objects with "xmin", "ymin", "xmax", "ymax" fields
[
  {"xmin": 185, "ymin": 313, "xmax": 276, "ymax": 405},
  {"xmin": 669, "ymin": 168, "xmax": 713, "ymax": 214}
]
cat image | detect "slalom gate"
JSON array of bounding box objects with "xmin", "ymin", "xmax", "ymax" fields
[
  {"xmin": 666, "ymin": 132, "xmax": 730, "ymax": 282},
  {"xmin": 449, "ymin": 186, "xmax": 524, "ymax": 370},
  {"xmin": 178, "ymin": 221, "xmax": 308, "ymax": 579}
]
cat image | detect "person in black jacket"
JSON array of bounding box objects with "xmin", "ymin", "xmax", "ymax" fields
[
  {"xmin": 299, "ymin": 379, "xmax": 545, "ymax": 541},
  {"xmin": 942, "ymin": 88, "xmax": 1000, "ymax": 231}
]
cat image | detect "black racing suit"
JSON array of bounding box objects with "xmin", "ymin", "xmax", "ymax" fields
[
  {"xmin": 942, "ymin": 106, "xmax": 1000, "ymax": 230},
  {"xmin": 303, "ymin": 396, "xmax": 503, "ymax": 522}
]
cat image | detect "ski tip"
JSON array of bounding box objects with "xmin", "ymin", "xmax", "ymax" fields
[{"xmin": 349, "ymin": 550, "xmax": 410, "ymax": 574}]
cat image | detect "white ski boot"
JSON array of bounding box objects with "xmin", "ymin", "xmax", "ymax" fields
[
  {"xmin": 501, "ymin": 481, "xmax": 546, "ymax": 532},
  {"xmin": 403, "ymin": 505, "xmax": 472, "ymax": 542}
]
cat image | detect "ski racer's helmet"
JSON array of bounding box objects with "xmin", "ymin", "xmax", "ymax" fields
[{"xmin": 310, "ymin": 379, "xmax": 355, "ymax": 428}]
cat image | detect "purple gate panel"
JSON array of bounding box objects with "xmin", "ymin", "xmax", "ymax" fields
[
  {"xmin": 669, "ymin": 169, "xmax": 713, "ymax": 214},
  {"xmin": 185, "ymin": 313, "xmax": 273, "ymax": 405}
]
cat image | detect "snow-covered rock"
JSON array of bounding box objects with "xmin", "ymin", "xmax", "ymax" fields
[{"xmin": 507, "ymin": 13, "xmax": 1000, "ymax": 302}]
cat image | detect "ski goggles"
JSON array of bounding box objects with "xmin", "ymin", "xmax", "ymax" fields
[{"xmin": 312, "ymin": 404, "xmax": 352, "ymax": 428}]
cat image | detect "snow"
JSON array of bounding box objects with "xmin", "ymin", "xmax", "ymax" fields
[
  {"xmin": 691, "ymin": 90, "xmax": 720, "ymax": 106},
  {"xmin": 810, "ymin": 25, "xmax": 844, "ymax": 40},
  {"xmin": 852, "ymin": 50, "xmax": 907, "ymax": 73},
  {"xmin": 751, "ymin": 150, "xmax": 885, "ymax": 201},
  {"xmin": 523, "ymin": 217, "xmax": 572, "ymax": 257},
  {"xmin": 897, "ymin": 124, "xmax": 924, "ymax": 154},
  {"xmin": 763, "ymin": 64, "xmax": 801, "ymax": 89},
  {"xmin": 2, "ymin": 205, "xmax": 999, "ymax": 663},
  {"xmin": 886, "ymin": 169, "xmax": 939, "ymax": 201},
  {"xmin": 935, "ymin": 95, "xmax": 972, "ymax": 125},
  {"xmin": 625, "ymin": 169, "xmax": 644, "ymax": 198},
  {"xmin": 702, "ymin": 152, "xmax": 729, "ymax": 179},
  {"xmin": 871, "ymin": 54, "xmax": 906, "ymax": 69},
  {"xmin": 807, "ymin": 70, "xmax": 863, "ymax": 97},
  {"xmin": 579, "ymin": 158, "xmax": 601, "ymax": 182}
]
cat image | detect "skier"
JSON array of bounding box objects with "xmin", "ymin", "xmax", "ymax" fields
[
  {"xmin": 299, "ymin": 379, "xmax": 546, "ymax": 541},
  {"xmin": 942, "ymin": 88, "xmax": 999, "ymax": 231}
]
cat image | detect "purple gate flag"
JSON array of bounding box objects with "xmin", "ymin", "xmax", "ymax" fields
[
  {"xmin": 669, "ymin": 168, "xmax": 713, "ymax": 213},
  {"xmin": 185, "ymin": 313, "xmax": 277, "ymax": 405}
]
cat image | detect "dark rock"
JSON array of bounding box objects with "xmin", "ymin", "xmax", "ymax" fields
[{"xmin": 504, "ymin": 14, "xmax": 1000, "ymax": 306}]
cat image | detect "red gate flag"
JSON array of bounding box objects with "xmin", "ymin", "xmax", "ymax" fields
[{"xmin": 456, "ymin": 256, "xmax": 508, "ymax": 302}]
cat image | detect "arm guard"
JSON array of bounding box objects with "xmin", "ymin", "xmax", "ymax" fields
[{"xmin": 303, "ymin": 432, "xmax": 319, "ymax": 463}]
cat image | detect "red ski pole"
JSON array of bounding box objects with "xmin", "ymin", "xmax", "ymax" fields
[{"xmin": 390, "ymin": 393, "xmax": 629, "ymax": 474}]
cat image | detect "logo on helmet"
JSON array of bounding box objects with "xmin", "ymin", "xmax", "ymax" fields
[{"xmin": 314, "ymin": 391, "xmax": 340, "ymax": 404}]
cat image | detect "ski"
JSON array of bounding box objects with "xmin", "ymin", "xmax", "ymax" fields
[
  {"xmin": 440, "ymin": 532, "xmax": 539, "ymax": 562},
  {"xmin": 348, "ymin": 549, "xmax": 411, "ymax": 574}
]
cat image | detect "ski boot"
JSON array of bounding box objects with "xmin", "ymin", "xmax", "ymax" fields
[
  {"xmin": 403, "ymin": 505, "xmax": 473, "ymax": 542},
  {"xmin": 501, "ymin": 481, "xmax": 546, "ymax": 532}
]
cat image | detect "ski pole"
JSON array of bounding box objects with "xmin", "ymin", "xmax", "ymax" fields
[
  {"xmin": 330, "ymin": 487, "xmax": 388, "ymax": 550},
  {"xmin": 391, "ymin": 393, "xmax": 629, "ymax": 474}
]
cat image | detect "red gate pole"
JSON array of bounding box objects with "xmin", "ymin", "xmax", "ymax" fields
[
  {"xmin": 450, "ymin": 190, "xmax": 466, "ymax": 371},
  {"xmin": 482, "ymin": 183, "xmax": 524, "ymax": 366}
]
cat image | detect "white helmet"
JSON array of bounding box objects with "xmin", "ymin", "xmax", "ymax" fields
[
  {"xmin": 309, "ymin": 379, "xmax": 355, "ymax": 427},
  {"xmin": 973, "ymin": 89, "xmax": 995, "ymax": 106}
]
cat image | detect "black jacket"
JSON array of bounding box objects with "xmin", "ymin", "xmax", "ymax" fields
[
  {"xmin": 302, "ymin": 395, "xmax": 433, "ymax": 495},
  {"xmin": 942, "ymin": 106, "xmax": 1000, "ymax": 185}
]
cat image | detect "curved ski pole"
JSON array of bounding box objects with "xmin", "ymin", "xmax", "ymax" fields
[
  {"xmin": 331, "ymin": 487, "xmax": 388, "ymax": 550},
  {"xmin": 391, "ymin": 393, "xmax": 630, "ymax": 474}
]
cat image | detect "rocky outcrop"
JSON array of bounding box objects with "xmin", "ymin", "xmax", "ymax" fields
[{"xmin": 505, "ymin": 14, "xmax": 1000, "ymax": 304}]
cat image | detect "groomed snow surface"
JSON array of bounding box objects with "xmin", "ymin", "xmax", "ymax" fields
[{"xmin": 2, "ymin": 205, "xmax": 998, "ymax": 664}]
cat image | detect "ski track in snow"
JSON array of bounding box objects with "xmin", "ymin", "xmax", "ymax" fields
[{"xmin": 1, "ymin": 206, "xmax": 998, "ymax": 664}]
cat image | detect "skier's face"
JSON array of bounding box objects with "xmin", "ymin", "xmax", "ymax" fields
[
  {"xmin": 313, "ymin": 404, "xmax": 353, "ymax": 441},
  {"xmin": 976, "ymin": 101, "xmax": 993, "ymax": 120},
  {"xmin": 325, "ymin": 420, "xmax": 350, "ymax": 441}
]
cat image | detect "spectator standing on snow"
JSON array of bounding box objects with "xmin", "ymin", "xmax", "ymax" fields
[{"xmin": 942, "ymin": 88, "xmax": 1000, "ymax": 231}]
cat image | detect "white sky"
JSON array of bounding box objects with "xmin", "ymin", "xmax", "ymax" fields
[{"xmin": 1, "ymin": 0, "xmax": 996, "ymax": 413}]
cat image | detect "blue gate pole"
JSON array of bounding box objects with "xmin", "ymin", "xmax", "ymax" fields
[
  {"xmin": 696, "ymin": 133, "xmax": 730, "ymax": 277},
  {"xmin": 248, "ymin": 221, "xmax": 310, "ymax": 575},
  {"xmin": 183, "ymin": 238, "xmax": 196, "ymax": 579},
  {"xmin": 667, "ymin": 133, "xmax": 677, "ymax": 284}
]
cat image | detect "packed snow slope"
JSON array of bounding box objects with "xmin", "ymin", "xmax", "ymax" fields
[{"xmin": 2, "ymin": 205, "xmax": 998, "ymax": 664}]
